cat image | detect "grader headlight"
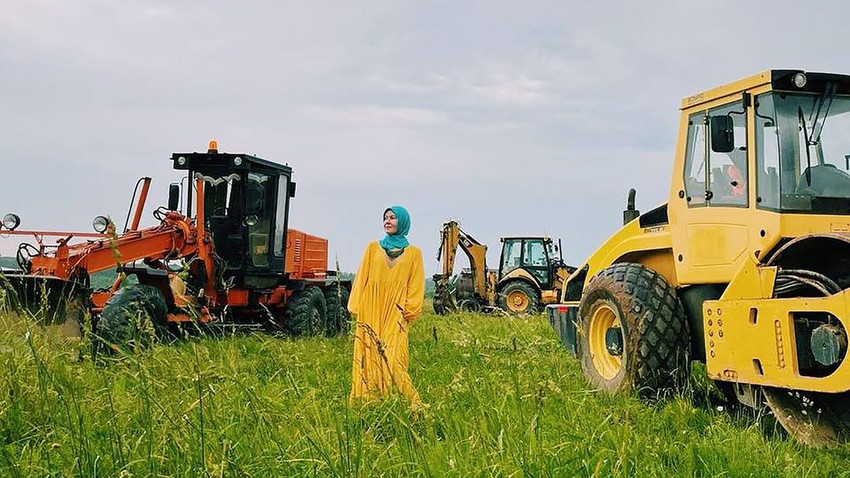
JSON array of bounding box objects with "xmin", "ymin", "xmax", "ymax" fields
[
  {"xmin": 92, "ymin": 215, "xmax": 111, "ymax": 234},
  {"xmin": 793, "ymin": 72, "xmax": 807, "ymax": 88},
  {"xmin": 2, "ymin": 213, "xmax": 20, "ymax": 231}
]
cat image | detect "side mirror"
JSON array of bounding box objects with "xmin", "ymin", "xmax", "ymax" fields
[
  {"xmin": 168, "ymin": 183, "xmax": 180, "ymax": 211},
  {"xmin": 710, "ymin": 115, "xmax": 735, "ymax": 153},
  {"xmin": 288, "ymin": 181, "xmax": 297, "ymax": 198}
]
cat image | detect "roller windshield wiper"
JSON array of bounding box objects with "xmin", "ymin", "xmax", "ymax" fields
[
  {"xmin": 810, "ymin": 83, "xmax": 837, "ymax": 145},
  {"xmin": 800, "ymin": 106, "xmax": 813, "ymax": 186}
]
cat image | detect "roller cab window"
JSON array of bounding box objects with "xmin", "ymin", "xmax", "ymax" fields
[
  {"xmin": 757, "ymin": 90, "xmax": 850, "ymax": 213},
  {"xmin": 683, "ymin": 100, "xmax": 749, "ymax": 208}
]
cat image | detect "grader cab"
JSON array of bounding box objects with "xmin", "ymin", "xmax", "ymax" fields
[
  {"xmin": 0, "ymin": 141, "xmax": 350, "ymax": 344},
  {"xmin": 547, "ymin": 70, "xmax": 850, "ymax": 445}
]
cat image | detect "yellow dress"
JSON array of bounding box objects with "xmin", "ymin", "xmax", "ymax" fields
[{"xmin": 348, "ymin": 241, "xmax": 425, "ymax": 405}]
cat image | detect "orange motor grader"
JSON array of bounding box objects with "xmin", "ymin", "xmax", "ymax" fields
[{"xmin": 0, "ymin": 141, "xmax": 350, "ymax": 343}]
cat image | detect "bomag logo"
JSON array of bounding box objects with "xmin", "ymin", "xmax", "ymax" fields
[{"xmin": 685, "ymin": 93, "xmax": 704, "ymax": 105}]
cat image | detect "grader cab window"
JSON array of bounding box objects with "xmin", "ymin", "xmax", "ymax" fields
[
  {"xmin": 204, "ymin": 173, "xmax": 240, "ymax": 217},
  {"xmin": 201, "ymin": 172, "xmax": 243, "ymax": 268},
  {"xmin": 246, "ymin": 172, "xmax": 275, "ymax": 268},
  {"xmin": 273, "ymin": 175, "xmax": 289, "ymax": 257}
]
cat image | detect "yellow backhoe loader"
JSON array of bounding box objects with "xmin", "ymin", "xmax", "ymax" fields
[
  {"xmin": 547, "ymin": 70, "xmax": 850, "ymax": 446},
  {"xmin": 434, "ymin": 220, "xmax": 574, "ymax": 314}
]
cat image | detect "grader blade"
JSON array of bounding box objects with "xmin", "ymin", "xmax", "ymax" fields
[
  {"xmin": 763, "ymin": 387, "xmax": 850, "ymax": 447},
  {"xmin": 0, "ymin": 273, "xmax": 87, "ymax": 335}
]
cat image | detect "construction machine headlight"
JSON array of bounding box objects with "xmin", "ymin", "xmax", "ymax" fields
[
  {"xmin": 233, "ymin": 156, "xmax": 243, "ymax": 166},
  {"xmin": 177, "ymin": 156, "xmax": 187, "ymax": 166},
  {"xmin": 793, "ymin": 72, "xmax": 807, "ymax": 88},
  {"xmin": 2, "ymin": 213, "xmax": 20, "ymax": 231},
  {"xmin": 244, "ymin": 214, "xmax": 259, "ymax": 227},
  {"xmin": 92, "ymin": 215, "xmax": 110, "ymax": 234}
]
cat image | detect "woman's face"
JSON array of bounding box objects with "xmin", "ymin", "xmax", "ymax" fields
[{"xmin": 383, "ymin": 210, "xmax": 398, "ymax": 235}]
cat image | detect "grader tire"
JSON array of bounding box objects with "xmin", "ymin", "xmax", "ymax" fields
[
  {"xmin": 498, "ymin": 281, "xmax": 540, "ymax": 315},
  {"xmin": 95, "ymin": 284, "xmax": 169, "ymax": 352},
  {"xmin": 323, "ymin": 284, "xmax": 351, "ymax": 336},
  {"xmin": 284, "ymin": 286, "xmax": 327, "ymax": 337},
  {"xmin": 577, "ymin": 262, "xmax": 690, "ymax": 398}
]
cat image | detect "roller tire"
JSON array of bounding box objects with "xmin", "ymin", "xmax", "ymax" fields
[
  {"xmin": 323, "ymin": 284, "xmax": 351, "ymax": 336},
  {"xmin": 95, "ymin": 284, "xmax": 169, "ymax": 352},
  {"xmin": 498, "ymin": 281, "xmax": 540, "ymax": 315},
  {"xmin": 577, "ymin": 262, "xmax": 690, "ymax": 398},
  {"xmin": 284, "ymin": 286, "xmax": 327, "ymax": 337}
]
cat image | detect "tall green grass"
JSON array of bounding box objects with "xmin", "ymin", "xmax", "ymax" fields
[{"xmin": 0, "ymin": 308, "xmax": 848, "ymax": 477}]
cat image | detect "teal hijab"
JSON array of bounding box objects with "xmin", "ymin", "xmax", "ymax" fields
[{"xmin": 380, "ymin": 206, "xmax": 410, "ymax": 252}]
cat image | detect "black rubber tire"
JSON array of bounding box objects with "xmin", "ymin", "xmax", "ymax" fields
[
  {"xmin": 323, "ymin": 284, "xmax": 351, "ymax": 336},
  {"xmin": 498, "ymin": 281, "xmax": 540, "ymax": 314},
  {"xmin": 95, "ymin": 284, "xmax": 169, "ymax": 352},
  {"xmin": 577, "ymin": 262, "xmax": 690, "ymax": 398},
  {"xmin": 459, "ymin": 299, "xmax": 482, "ymax": 313},
  {"xmin": 284, "ymin": 286, "xmax": 327, "ymax": 337}
]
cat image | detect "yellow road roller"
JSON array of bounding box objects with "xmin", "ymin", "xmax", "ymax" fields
[{"xmin": 547, "ymin": 70, "xmax": 850, "ymax": 446}]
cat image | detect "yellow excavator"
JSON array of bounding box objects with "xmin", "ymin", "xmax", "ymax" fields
[
  {"xmin": 547, "ymin": 70, "xmax": 850, "ymax": 446},
  {"xmin": 433, "ymin": 221, "xmax": 574, "ymax": 314}
]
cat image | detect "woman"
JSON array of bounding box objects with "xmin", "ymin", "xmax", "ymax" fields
[{"xmin": 348, "ymin": 206, "xmax": 425, "ymax": 406}]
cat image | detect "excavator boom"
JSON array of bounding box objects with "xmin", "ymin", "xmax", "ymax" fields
[{"xmin": 433, "ymin": 220, "xmax": 491, "ymax": 314}]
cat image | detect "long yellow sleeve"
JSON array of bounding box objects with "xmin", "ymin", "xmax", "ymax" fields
[
  {"xmin": 402, "ymin": 248, "xmax": 425, "ymax": 322},
  {"xmin": 347, "ymin": 242, "xmax": 373, "ymax": 316}
]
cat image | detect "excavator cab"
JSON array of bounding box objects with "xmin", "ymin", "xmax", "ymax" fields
[
  {"xmin": 499, "ymin": 237, "xmax": 555, "ymax": 288},
  {"xmin": 172, "ymin": 142, "xmax": 296, "ymax": 289},
  {"xmin": 433, "ymin": 220, "xmax": 575, "ymax": 315}
]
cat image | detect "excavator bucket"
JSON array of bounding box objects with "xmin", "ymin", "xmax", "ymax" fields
[{"xmin": 432, "ymin": 273, "xmax": 457, "ymax": 315}]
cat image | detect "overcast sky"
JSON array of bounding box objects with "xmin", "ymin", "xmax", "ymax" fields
[{"xmin": 2, "ymin": 1, "xmax": 850, "ymax": 274}]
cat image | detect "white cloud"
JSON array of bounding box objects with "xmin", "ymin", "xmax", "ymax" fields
[
  {"xmin": 2, "ymin": 0, "xmax": 850, "ymax": 271},
  {"xmin": 468, "ymin": 73, "xmax": 549, "ymax": 107},
  {"xmin": 308, "ymin": 104, "xmax": 450, "ymax": 126}
]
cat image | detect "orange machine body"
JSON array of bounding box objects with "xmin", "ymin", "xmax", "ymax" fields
[
  {"xmin": 286, "ymin": 229, "xmax": 329, "ymax": 279},
  {"xmin": 4, "ymin": 144, "xmax": 348, "ymax": 328}
]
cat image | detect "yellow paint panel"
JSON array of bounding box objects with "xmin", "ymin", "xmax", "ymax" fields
[
  {"xmin": 705, "ymin": 290, "xmax": 850, "ymax": 393},
  {"xmin": 719, "ymin": 254, "xmax": 777, "ymax": 301},
  {"xmin": 500, "ymin": 268, "xmax": 538, "ymax": 286},
  {"xmin": 686, "ymin": 224, "xmax": 748, "ymax": 267},
  {"xmin": 618, "ymin": 249, "xmax": 678, "ymax": 288}
]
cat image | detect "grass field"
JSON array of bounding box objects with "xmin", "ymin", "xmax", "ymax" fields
[{"xmin": 1, "ymin": 303, "xmax": 849, "ymax": 477}]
